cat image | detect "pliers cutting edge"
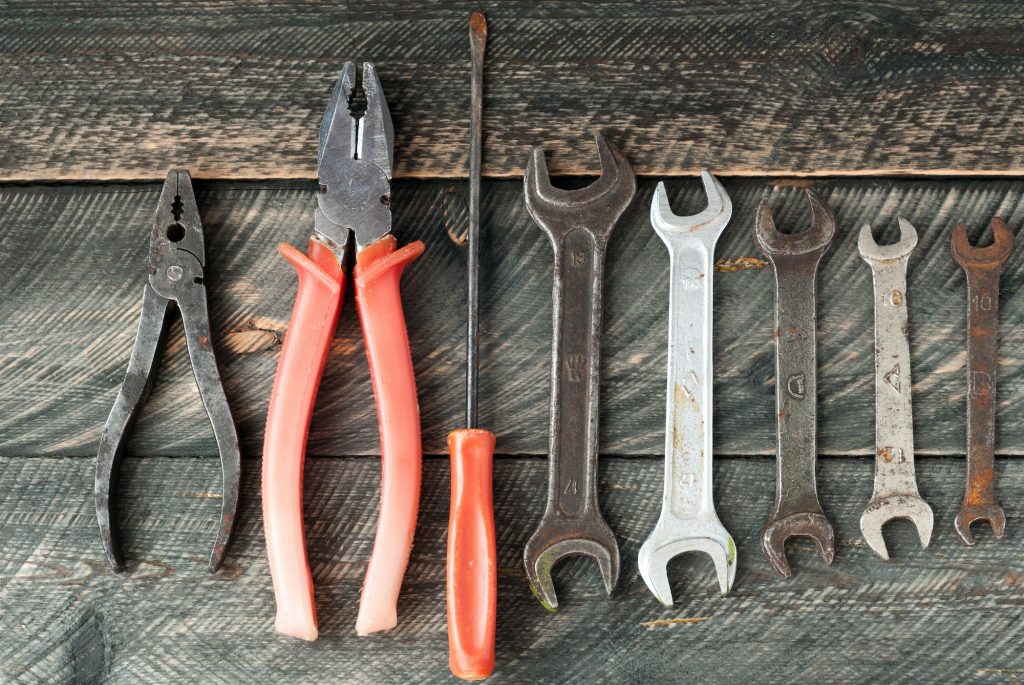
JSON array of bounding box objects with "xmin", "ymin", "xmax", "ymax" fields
[
  {"xmin": 262, "ymin": 62, "xmax": 425, "ymax": 640},
  {"xmin": 96, "ymin": 169, "xmax": 242, "ymax": 573}
]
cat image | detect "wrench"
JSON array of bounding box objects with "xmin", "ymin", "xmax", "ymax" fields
[
  {"xmin": 950, "ymin": 218, "xmax": 1014, "ymax": 545},
  {"xmin": 753, "ymin": 189, "xmax": 836, "ymax": 578},
  {"xmin": 522, "ymin": 134, "xmax": 636, "ymax": 611},
  {"xmin": 638, "ymin": 171, "xmax": 736, "ymax": 604},
  {"xmin": 858, "ymin": 218, "xmax": 933, "ymax": 559}
]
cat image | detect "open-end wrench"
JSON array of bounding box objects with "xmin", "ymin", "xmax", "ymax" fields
[
  {"xmin": 522, "ymin": 134, "xmax": 636, "ymax": 611},
  {"xmin": 950, "ymin": 218, "xmax": 1014, "ymax": 545},
  {"xmin": 753, "ymin": 189, "xmax": 836, "ymax": 578},
  {"xmin": 858, "ymin": 218, "xmax": 933, "ymax": 559},
  {"xmin": 638, "ymin": 171, "xmax": 736, "ymax": 604}
]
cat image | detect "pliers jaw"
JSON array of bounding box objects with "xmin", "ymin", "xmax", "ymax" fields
[
  {"xmin": 149, "ymin": 169, "xmax": 206, "ymax": 300},
  {"xmin": 316, "ymin": 62, "xmax": 394, "ymax": 251}
]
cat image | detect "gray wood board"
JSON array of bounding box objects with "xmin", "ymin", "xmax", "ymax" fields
[
  {"xmin": 4, "ymin": 1, "xmax": 1024, "ymax": 180},
  {"xmin": 0, "ymin": 455, "xmax": 1021, "ymax": 684},
  {"xmin": 2, "ymin": 177, "xmax": 1024, "ymax": 457}
]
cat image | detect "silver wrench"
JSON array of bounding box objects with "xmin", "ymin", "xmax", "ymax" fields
[
  {"xmin": 638, "ymin": 171, "xmax": 736, "ymax": 604},
  {"xmin": 522, "ymin": 134, "xmax": 636, "ymax": 611},
  {"xmin": 858, "ymin": 218, "xmax": 933, "ymax": 559}
]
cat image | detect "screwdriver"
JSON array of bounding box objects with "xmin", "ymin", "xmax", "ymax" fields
[{"xmin": 446, "ymin": 10, "xmax": 497, "ymax": 681}]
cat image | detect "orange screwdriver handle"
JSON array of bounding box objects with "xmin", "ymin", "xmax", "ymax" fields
[
  {"xmin": 447, "ymin": 428, "xmax": 497, "ymax": 680},
  {"xmin": 262, "ymin": 239, "xmax": 345, "ymax": 642},
  {"xmin": 353, "ymin": 235, "xmax": 426, "ymax": 635}
]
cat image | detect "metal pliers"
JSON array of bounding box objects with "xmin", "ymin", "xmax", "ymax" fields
[
  {"xmin": 262, "ymin": 63, "xmax": 425, "ymax": 641},
  {"xmin": 95, "ymin": 168, "xmax": 242, "ymax": 573}
]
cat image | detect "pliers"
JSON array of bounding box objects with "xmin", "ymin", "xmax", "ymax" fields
[
  {"xmin": 262, "ymin": 62, "xmax": 425, "ymax": 641},
  {"xmin": 95, "ymin": 168, "xmax": 242, "ymax": 573}
]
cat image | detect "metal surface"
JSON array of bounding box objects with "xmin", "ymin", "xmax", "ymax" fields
[
  {"xmin": 522, "ymin": 134, "xmax": 635, "ymax": 611},
  {"xmin": 753, "ymin": 189, "xmax": 836, "ymax": 578},
  {"xmin": 95, "ymin": 169, "xmax": 241, "ymax": 573},
  {"xmin": 466, "ymin": 12, "xmax": 486, "ymax": 429},
  {"xmin": 950, "ymin": 218, "xmax": 1014, "ymax": 545},
  {"xmin": 858, "ymin": 218, "xmax": 933, "ymax": 559},
  {"xmin": 638, "ymin": 171, "xmax": 736, "ymax": 604},
  {"xmin": 317, "ymin": 61, "xmax": 394, "ymax": 253}
]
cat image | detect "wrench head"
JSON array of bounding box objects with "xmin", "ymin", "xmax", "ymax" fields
[
  {"xmin": 638, "ymin": 516, "xmax": 737, "ymax": 605},
  {"xmin": 950, "ymin": 218, "xmax": 1014, "ymax": 268},
  {"xmin": 650, "ymin": 170, "xmax": 732, "ymax": 242},
  {"xmin": 858, "ymin": 216, "xmax": 918, "ymax": 264},
  {"xmin": 859, "ymin": 494, "xmax": 934, "ymax": 560},
  {"xmin": 753, "ymin": 189, "xmax": 836, "ymax": 258},
  {"xmin": 523, "ymin": 133, "xmax": 636, "ymax": 242},
  {"xmin": 523, "ymin": 516, "xmax": 620, "ymax": 612},
  {"xmin": 760, "ymin": 512, "xmax": 835, "ymax": 578},
  {"xmin": 954, "ymin": 503, "xmax": 1006, "ymax": 546}
]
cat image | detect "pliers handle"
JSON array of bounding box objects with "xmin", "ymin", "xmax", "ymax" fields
[{"xmin": 262, "ymin": 233, "xmax": 423, "ymax": 640}]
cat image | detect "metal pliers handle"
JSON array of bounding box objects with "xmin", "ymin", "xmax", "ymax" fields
[{"xmin": 96, "ymin": 169, "xmax": 241, "ymax": 574}]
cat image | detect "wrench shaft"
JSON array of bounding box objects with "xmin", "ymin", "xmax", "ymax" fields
[
  {"xmin": 963, "ymin": 266, "xmax": 1000, "ymax": 506},
  {"xmin": 771, "ymin": 258, "xmax": 822, "ymax": 515},
  {"xmin": 663, "ymin": 244, "xmax": 714, "ymax": 519},
  {"xmin": 550, "ymin": 230, "xmax": 604, "ymax": 519},
  {"xmin": 868, "ymin": 257, "xmax": 918, "ymax": 495}
]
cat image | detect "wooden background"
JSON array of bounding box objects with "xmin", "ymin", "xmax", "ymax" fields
[{"xmin": 1, "ymin": 2, "xmax": 1023, "ymax": 683}]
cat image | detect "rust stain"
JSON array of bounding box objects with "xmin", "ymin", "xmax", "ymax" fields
[
  {"xmin": 223, "ymin": 316, "xmax": 286, "ymax": 354},
  {"xmin": 878, "ymin": 447, "xmax": 895, "ymax": 463},
  {"xmin": 640, "ymin": 616, "xmax": 713, "ymax": 628},
  {"xmin": 715, "ymin": 256, "xmax": 769, "ymax": 272}
]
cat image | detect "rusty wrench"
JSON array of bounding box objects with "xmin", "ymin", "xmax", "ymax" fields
[
  {"xmin": 950, "ymin": 218, "xmax": 1014, "ymax": 545},
  {"xmin": 858, "ymin": 218, "xmax": 933, "ymax": 559},
  {"xmin": 754, "ymin": 189, "xmax": 836, "ymax": 578},
  {"xmin": 522, "ymin": 134, "xmax": 636, "ymax": 611},
  {"xmin": 638, "ymin": 171, "xmax": 736, "ymax": 604}
]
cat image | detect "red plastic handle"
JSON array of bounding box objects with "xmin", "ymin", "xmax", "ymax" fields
[
  {"xmin": 353, "ymin": 235, "xmax": 426, "ymax": 635},
  {"xmin": 447, "ymin": 428, "xmax": 497, "ymax": 680},
  {"xmin": 262, "ymin": 238, "xmax": 344, "ymax": 642}
]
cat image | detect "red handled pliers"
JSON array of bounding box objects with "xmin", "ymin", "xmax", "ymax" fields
[{"xmin": 262, "ymin": 62, "xmax": 424, "ymax": 640}]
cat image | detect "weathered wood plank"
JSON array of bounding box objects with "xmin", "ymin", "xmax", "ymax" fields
[
  {"xmin": 2, "ymin": 178, "xmax": 1024, "ymax": 457},
  {"xmin": 0, "ymin": 455, "xmax": 1020, "ymax": 684},
  {"xmin": 4, "ymin": 1, "xmax": 1024, "ymax": 180}
]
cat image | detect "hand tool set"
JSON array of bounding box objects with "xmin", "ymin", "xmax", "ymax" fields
[{"xmin": 83, "ymin": 11, "xmax": 1022, "ymax": 680}]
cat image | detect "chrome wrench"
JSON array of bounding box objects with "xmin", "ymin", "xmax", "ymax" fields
[
  {"xmin": 638, "ymin": 171, "xmax": 736, "ymax": 604},
  {"xmin": 857, "ymin": 218, "xmax": 933, "ymax": 559}
]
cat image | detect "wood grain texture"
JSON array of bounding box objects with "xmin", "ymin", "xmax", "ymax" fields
[
  {"xmin": 3, "ymin": 178, "xmax": 1024, "ymax": 457},
  {"xmin": 0, "ymin": 455, "xmax": 1021, "ymax": 684},
  {"xmin": 4, "ymin": 1, "xmax": 1024, "ymax": 180}
]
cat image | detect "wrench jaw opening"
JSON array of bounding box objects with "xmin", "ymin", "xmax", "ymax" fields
[
  {"xmin": 753, "ymin": 189, "xmax": 836, "ymax": 259},
  {"xmin": 523, "ymin": 521, "xmax": 620, "ymax": 612},
  {"xmin": 950, "ymin": 219, "xmax": 1015, "ymax": 267},
  {"xmin": 638, "ymin": 518, "xmax": 737, "ymax": 605},
  {"xmin": 650, "ymin": 170, "xmax": 732, "ymax": 241},
  {"xmin": 857, "ymin": 217, "xmax": 918, "ymax": 264},
  {"xmin": 523, "ymin": 134, "xmax": 636, "ymax": 242},
  {"xmin": 859, "ymin": 495, "xmax": 934, "ymax": 560},
  {"xmin": 760, "ymin": 512, "xmax": 835, "ymax": 579},
  {"xmin": 954, "ymin": 504, "xmax": 1006, "ymax": 546}
]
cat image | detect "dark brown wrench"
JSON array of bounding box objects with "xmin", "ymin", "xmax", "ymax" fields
[
  {"xmin": 754, "ymin": 189, "xmax": 837, "ymax": 578},
  {"xmin": 522, "ymin": 134, "xmax": 635, "ymax": 610},
  {"xmin": 950, "ymin": 218, "xmax": 1014, "ymax": 545}
]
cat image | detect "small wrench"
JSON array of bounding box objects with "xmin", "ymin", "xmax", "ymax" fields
[
  {"xmin": 858, "ymin": 218, "xmax": 933, "ymax": 559},
  {"xmin": 638, "ymin": 171, "xmax": 736, "ymax": 604},
  {"xmin": 522, "ymin": 134, "xmax": 636, "ymax": 611},
  {"xmin": 754, "ymin": 189, "xmax": 836, "ymax": 578},
  {"xmin": 950, "ymin": 218, "xmax": 1014, "ymax": 545}
]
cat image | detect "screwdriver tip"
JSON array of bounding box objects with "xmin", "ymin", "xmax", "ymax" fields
[{"xmin": 470, "ymin": 11, "xmax": 487, "ymax": 42}]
